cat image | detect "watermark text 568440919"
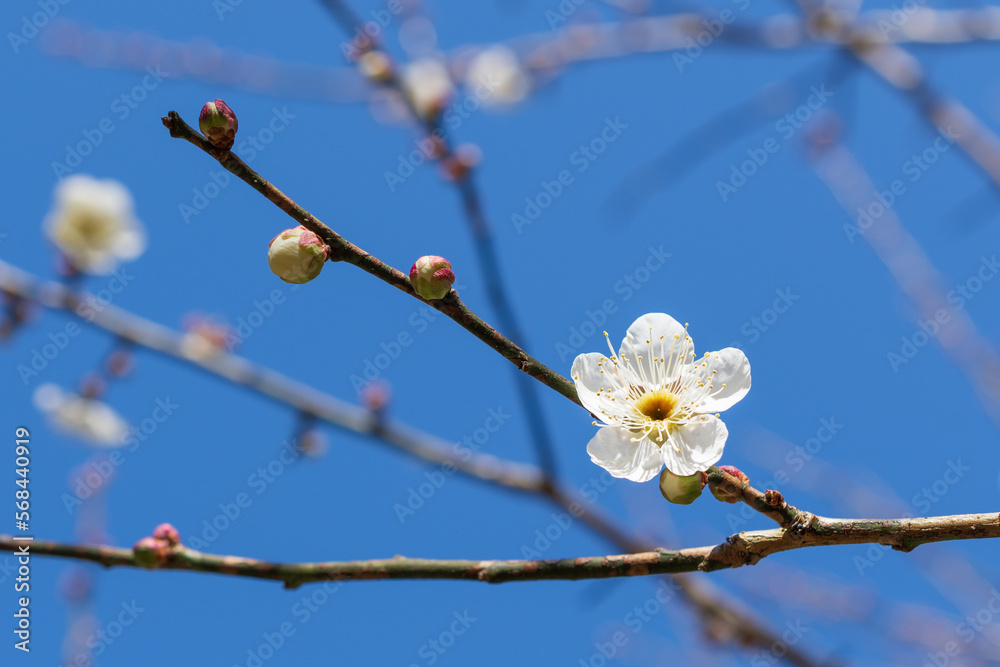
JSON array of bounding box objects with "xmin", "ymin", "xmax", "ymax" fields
[{"xmin": 13, "ymin": 426, "xmax": 33, "ymax": 652}]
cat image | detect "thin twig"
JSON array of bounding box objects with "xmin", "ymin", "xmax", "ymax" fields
[{"xmin": 159, "ymin": 111, "xmax": 579, "ymax": 406}]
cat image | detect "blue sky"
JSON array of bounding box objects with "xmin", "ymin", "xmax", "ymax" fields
[{"xmin": 3, "ymin": 0, "xmax": 1000, "ymax": 665}]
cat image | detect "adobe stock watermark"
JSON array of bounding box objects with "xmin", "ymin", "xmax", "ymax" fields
[
  {"xmin": 554, "ymin": 245, "xmax": 672, "ymax": 362},
  {"xmin": 8, "ymin": 0, "xmax": 71, "ymax": 54},
  {"xmin": 886, "ymin": 254, "xmax": 999, "ymax": 372},
  {"xmin": 61, "ymin": 396, "xmax": 180, "ymax": 513},
  {"xmin": 394, "ymin": 406, "xmax": 512, "ymax": 523},
  {"xmin": 545, "ymin": 0, "xmax": 587, "ymax": 29},
  {"xmin": 222, "ymin": 286, "xmax": 298, "ymax": 351},
  {"xmin": 843, "ymin": 126, "xmax": 959, "ymax": 243},
  {"xmin": 52, "ymin": 67, "xmax": 168, "ymax": 178},
  {"xmin": 179, "ymin": 107, "xmax": 296, "ymax": 223},
  {"xmin": 854, "ymin": 458, "xmax": 971, "ymax": 576},
  {"xmin": 520, "ymin": 470, "xmax": 615, "ymax": 558},
  {"xmin": 728, "ymin": 288, "xmax": 799, "ymax": 351},
  {"xmin": 922, "ymin": 588, "xmax": 1000, "ymax": 667},
  {"xmin": 383, "ymin": 73, "xmax": 508, "ymax": 192},
  {"xmin": 235, "ymin": 575, "xmax": 346, "ymax": 666},
  {"xmin": 873, "ymin": 0, "xmax": 932, "ymax": 39},
  {"xmin": 213, "ymin": 0, "xmax": 251, "ymax": 20},
  {"xmin": 60, "ymin": 600, "xmax": 144, "ymax": 665},
  {"xmin": 750, "ymin": 619, "xmax": 811, "ymax": 667},
  {"xmin": 673, "ymin": 0, "xmax": 753, "ymax": 73},
  {"xmin": 349, "ymin": 287, "xmax": 465, "ymax": 394},
  {"xmin": 17, "ymin": 269, "xmax": 137, "ymax": 385},
  {"xmin": 186, "ymin": 438, "xmax": 305, "ymax": 550},
  {"xmin": 511, "ymin": 117, "xmax": 629, "ymax": 233},
  {"xmin": 578, "ymin": 578, "xmax": 682, "ymax": 666},
  {"xmin": 339, "ymin": 0, "xmax": 404, "ymax": 58},
  {"xmin": 725, "ymin": 417, "xmax": 843, "ymax": 531},
  {"xmin": 716, "ymin": 84, "xmax": 833, "ymax": 202},
  {"xmin": 407, "ymin": 611, "xmax": 477, "ymax": 667}
]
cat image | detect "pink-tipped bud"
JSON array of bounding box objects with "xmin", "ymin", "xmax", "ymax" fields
[
  {"xmin": 659, "ymin": 469, "xmax": 707, "ymax": 505},
  {"xmin": 267, "ymin": 226, "xmax": 330, "ymax": 284},
  {"xmin": 358, "ymin": 51, "xmax": 394, "ymax": 83},
  {"xmin": 133, "ymin": 536, "xmax": 169, "ymax": 569},
  {"xmin": 152, "ymin": 523, "xmax": 180, "ymax": 546},
  {"xmin": 199, "ymin": 99, "xmax": 238, "ymax": 151},
  {"xmin": 360, "ymin": 380, "xmax": 391, "ymax": 413},
  {"xmin": 409, "ymin": 255, "xmax": 455, "ymax": 300},
  {"xmin": 710, "ymin": 465, "xmax": 749, "ymax": 504}
]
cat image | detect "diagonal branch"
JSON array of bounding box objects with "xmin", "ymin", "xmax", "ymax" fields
[
  {"xmin": 5, "ymin": 511, "xmax": 997, "ymax": 586},
  {"xmin": 0, "ymin": 259, "xmax": 545, "ymax": 493},
  {"xmin": 160, "ymin": 111, "xmax": 578, "ymax": 406},
  {"xmin": 317, "ymin": 0, "xmax": 563, "ymax": 481}
]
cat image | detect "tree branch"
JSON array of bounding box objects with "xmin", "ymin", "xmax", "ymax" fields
[
  {"xmin": 0, "ymin": 259, "xmax": 546, "ymax": 493},
  {"xmin": 6, "ymin": 511, "xmax": 997, "ymax": 586},
  {"xmin": 160, "ymin": 110, "xmax": 578, "ymax": 406}
]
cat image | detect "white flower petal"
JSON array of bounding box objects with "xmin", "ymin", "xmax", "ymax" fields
[
  {"xmin": 661, "ymin": 416, "xmax": 728, "ymax": 476},
  {"xmin": 586, "ymin": 427, "xmax": 662, "ymax": 482},
  {"xmin": 697, "ymin": 348, "xmax": 751, "ymax": 413},
  {"xmin": 619, "ymin": 313, "xmax": 691, "ymax": 383},
  {"xmin": 571, "ymin": 352, "xmax": 626, "ymax": 424}
]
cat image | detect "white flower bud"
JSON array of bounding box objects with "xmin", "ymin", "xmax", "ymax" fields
[{"xmin": 267, "ymin": 226, "xmax": 330, "ymax": 284}]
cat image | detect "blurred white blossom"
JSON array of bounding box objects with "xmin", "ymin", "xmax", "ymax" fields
[
  {"xmin": 34, "ymin": 383, "xmax": 129, "ymax": 447},
  {"xmin": 403, "ymin": 57, "xmax": 454, "ymax": 118},
  {"xmin": 465, "ymin": 46, "xmax": 529, "ymax": 106},
  {"xmin": 44, "ymin": 175, "xmax": 145, "ymax": 274}
]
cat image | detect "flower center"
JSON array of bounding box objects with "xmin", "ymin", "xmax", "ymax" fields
[{"xmin": 634, "ymin": 389, "xmax": 677, "ymax": 422}]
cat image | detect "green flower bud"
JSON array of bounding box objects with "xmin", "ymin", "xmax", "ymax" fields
[
  {"xmin": 133, "ymin": 536, "xmax": 169, "ymax": 569},
  {"xmin": 659, "ymin": 469, "xmax": 707, "ymax": 505},
  {"xmin": 199, "ymin": 99, "xmax": 238, "ymax": 151},
  {"xmin": 409, "ymin": 255, "xmax": 455, "ymax": 300}
]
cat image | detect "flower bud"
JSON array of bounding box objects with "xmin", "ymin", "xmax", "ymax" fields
[
  {"xmin": 402, "ymin": 58, "xmax": 454, "ymax": 119},
  {"xmin": 267, "ymin": 226, "xmax": 330, "ymax": 284},
  {"xmin": 152, "ymin": 523, "xmax": 180, "ymax": 546},
  {"xmin": 199, "ymin": 99, "xmax": 238, "ymax": 151},
  {"xmin": 710, "ymin": 465, "xmax": 749, "ymax": 504},
  {"xmin": 133, "ymin": 536, "xmax": 169, "ymax": 569},
  {"xmin": 358, "ymin": 51, "xmax": 394, "ymax": 84},
  {"xmin": 409, "ymin": 256, "xmax": 455, "ymax": 300},
  {"xmin": 659, "ymin": 469, "xmax": 707, "ymax": 505}
]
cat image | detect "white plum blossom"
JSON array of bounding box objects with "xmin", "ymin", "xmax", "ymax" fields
[
  {"xmin": 33, "ymin": 383, "xmax": 129, "ymax": 447},
  {"xmin": 465, "ymin": 46, "xmax": 529, "ymax": 106},
  {"xmin": 402, "ymin": 57, "xmax": 454, "ymax": 118},
  {"xmin": 44, "ymin": 175, "xmax": 146, "ymax": 274},
  {"xmin": 571, "ymin": 313, "xmax": 751, "ymax": 481}
]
